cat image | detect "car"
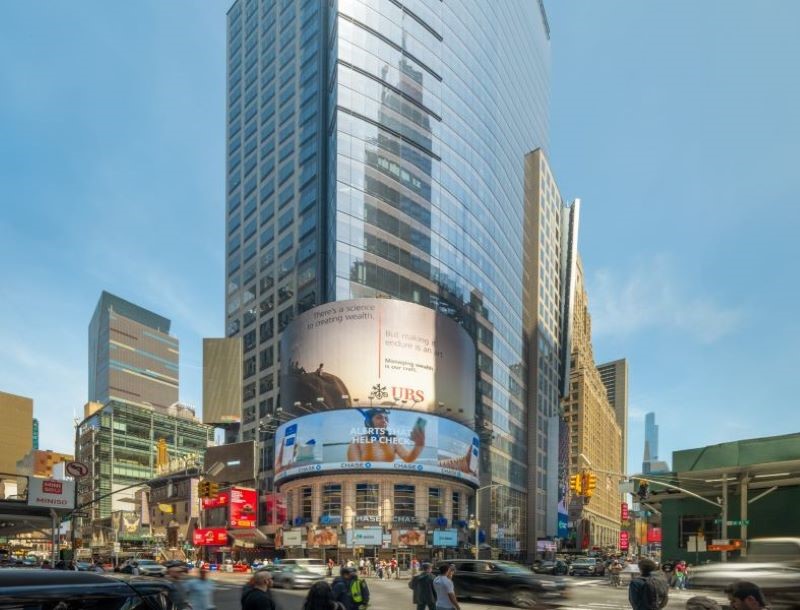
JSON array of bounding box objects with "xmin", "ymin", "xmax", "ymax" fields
[
  {"xmin": 532, "ymin": 560, "xmax": 571, "ymax": 576},
  {"xmin": 571, "ymin": 558, "xmax": 600, "ymax": 576},
  {"xmin": 278, "ymin": 557, "xmax": 329, "ymax": 576},
  {"xmin": 119, "ymin": 558, "xmax": 167, "ymax": 577},
  {"xmin": 0, "ymin": 569, "xmax": 177, "ymax": 608},
  {"xmin": 441, "ymin": 559, "xmax": 569, "ymax": 609},
  {"xmin": 260, "ymin": 564, "xmax": 325, "ymax": 589}
]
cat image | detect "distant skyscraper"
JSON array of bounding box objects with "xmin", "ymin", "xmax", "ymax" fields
[
  {"xmin": 224, "ymin": 0, "xmax": 558, "ymax": 556},
  {"xmin": 643, "ymin": 412, "xmax": 670, "ymax": 473},
  {"xmin": 88, "ymin": 291, "xmax": 179, "ymax": 410},
  {"xmin": 597, "ymin": 359, "xmax": 628, "ymax": 473},
  {"xmin": 32, "ymin": 417, "xmax": 39, "ymax": 451}
]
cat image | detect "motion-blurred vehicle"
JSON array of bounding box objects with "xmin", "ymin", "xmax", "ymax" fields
[
  {"xmin": 279, "ymin": 557, "xmax": 328, "ymax": 576},
  {"xmin": 118, "ymin": 558, "xmax": 167, "ymax": 577},
  {"xmin": 571, "ymin": 557, "xmax": 601, "ymax": 576},
  {"xmin": 689, "ymin": 538, "xmax": 800, "ymax": 609},
  {"xmin": 440, "ymin": 559, "xmax": 569, "ymax": 609},
  {"xmin": 532, "ymin": 560, "xmax": 571, "ymax": 575},
  {"xmin": 0, "ymin": 569, "xmax": 176, "ymax": 608},
  {"xmin": 259, "ymin": 564, "xmax": 324, "ymax": 589}
]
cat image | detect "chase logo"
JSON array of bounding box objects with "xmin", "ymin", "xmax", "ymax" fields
[
  {"xmin": 417, "ymin": 465, "xmax": 423, "ymax": 471},
  {"xmin": 365, "ymin": 462, "xmax": 372, "ymax": 469},
  {"xmin": 315, "ymin": 465, "xmax": 322, "ymax": 471}
]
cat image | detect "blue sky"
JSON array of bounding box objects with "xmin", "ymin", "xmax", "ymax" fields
[{"xmin": 1, "ymin": 2, "xmax": 798, "ymax": 471}]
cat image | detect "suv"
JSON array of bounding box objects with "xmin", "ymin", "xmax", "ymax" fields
[
  {"xmin": 0, "ymin": 569, "xmax": 176, "ymax": 608},
  {"xmin": 441, "ymin": 559, "xmax": 569, "ymax": 608},
  {"xmin": 119, "ymin": 558, "xmax": 167, "ymax": 577},
  {"xmin": 571, "ymin": 557, "xmax": 599, "ymax": 576}
]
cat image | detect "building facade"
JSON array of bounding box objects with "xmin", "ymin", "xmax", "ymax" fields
[
  {"xmin": 224, "ymin": 0, "xmax": 561, "ymax": 556},
  {"xmin": 76, "ymin": 400, "xmax": 212, "ymax": 522},
  {"xmin": 32, "ymin": 418, "xmax": 39, "ymax": 451},
  {"xmin": 89, "ymin": 291, "xmax": 179, "ymax": 411},
  {"xmin": 561, "ymin": 259, "xmax": 623, "ymax": 550},
  {"xmin": 0, "ymin": 390, "xmax": 33, "ymax": 477},
  {"xmin": 597, "ymin": 359, "xmax": 628, "ymax": 475},
  {"xmin": 16, "ymin": 449, "xmax": 74, "ymax": 478}
]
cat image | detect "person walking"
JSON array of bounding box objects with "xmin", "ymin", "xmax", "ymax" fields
[
  {"xmin": 725, "ymin": 581, "xmax": 768, "ymax": 610},
  {"xmin": 304, "ymin": 581, "xmax": 347, "ymax": 610},
  {"xmin": 184, "ymin": 566, "xmax": 216, "ymax": 610},
  {"xmin": 433, "ymin": 564, "xmax": 460, "ymax": 610},
  {"xmin": 675, "ymin": 561, "xmax": 688, "ymax": 590},
  {"xmin": 241, "ymin": 571, "xmax": 276, "ymax": 610},
  {"xmin": 332, "ymin": 566, "xmax": 370, "ymax": 610},
  {"xmin": 408, "ymin": 562, "xmax": 437, "ymax": 610},
  {"xmin": 609, "ymin": 560, "xmax": 623, "ymax": 588},
  {"xmin": 629, "ymin": 559, "xmax": 669, "ymax": 610}
]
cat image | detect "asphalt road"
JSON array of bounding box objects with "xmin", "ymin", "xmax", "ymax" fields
[{"xmin": 206, "ymin": 573, "xmax": 730, "ymax": 610}]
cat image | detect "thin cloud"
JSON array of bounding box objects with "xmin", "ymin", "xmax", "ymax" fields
[{"xmin": 587, "ymin": 256, "xmax": 744, "ymax": 344}]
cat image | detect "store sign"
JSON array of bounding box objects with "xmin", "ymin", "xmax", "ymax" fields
[
  {"xmin": 621, "ymin": 502, "xmax": 629, "ymax": 521},
  {"xmin": 202, "ymin": 490, "xmax": 229, "ymax": 510},
  {"xmin": 432, "ymin": 529, "xmax": 458, "ymax": 547},
  {"xmin": 230, "ymin": 487, "xmax": 257, "ymax": 528},
  {"xmin": 273, "ymin": 409, "xmax": 480, "ymax": 486},
  {"xmin": 27, "ymin": 478, "xmax": 75, "ymax": 509},
  {"xmin": 619, "ymin": 531, "xmax": 629, "ymax": 551},
  {"xmin": 193, "ymin": 528, "xmax": 228, "ymax": 546},
  {"xmin": 307, "ymin": 527, "xmax": 339, "ymax": 547},
  {"xmin": 392, "ymin": 529, "xmax": 426, "ymax": 547},
  {"xmin": 347, "ymin": 528, "xmax": 383, "ymax": 546},
  {"xmin": 647, "ymin": 527, "xmax": 662, "ymax": 543},
  {"xmin": 265, "ymin": 493, "xmax": 287, "ymax": 526},
  {"xmin": 282, "ymin": 529, "xmax": 303, "ymax": 547}
]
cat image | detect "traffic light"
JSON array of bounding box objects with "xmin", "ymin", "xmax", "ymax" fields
[
  {"xmin": 208, "ymin": 482, "xmax": 219, "ymax": 497},
  {"xmin": 584, "ymin": 472, "xmax": 598, "ymax": 498},
  {"xmin": 198, "ymin": 481, "xmax": 210, "ymax": 498},
  {"xmin": 569, "ymin": 474, "xmax": 583, "ymax": 494}
]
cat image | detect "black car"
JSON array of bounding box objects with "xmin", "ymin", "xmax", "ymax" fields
[
  {"xmin": 441, "ymin": 560, "xmax": 569, "ymax": 609},
  {"xmin": 532, "ymin": 560, "xmax": 571, "ymax": 576},
  {"xmin": 0, "ymin": 569, "xmax": 176, "ymax": 608}
]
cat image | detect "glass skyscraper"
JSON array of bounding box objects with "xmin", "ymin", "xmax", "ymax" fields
[{"xmin": 225, "ymin": 0, "xmax": 555, "ymax": 556}]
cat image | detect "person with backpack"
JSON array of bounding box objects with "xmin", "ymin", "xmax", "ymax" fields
[
  {"xmin": 408, "ymin": 562, "xmax": 437, "ymax": 610},
  {"xmin": 332, "ymin": 566, "xmax": 370, "ymax": 610},
  {"xmin": 304, "ymin": 581, "xmax": 347, "ymax": 610},
  {"xmin": 629, "ymin": 559, "xmax": 669, "ymax": 610}
]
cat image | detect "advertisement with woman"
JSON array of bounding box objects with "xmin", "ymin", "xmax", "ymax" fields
[{"xmin": 273, "ymin": 408, "xmax": 479, "ymax": 486}]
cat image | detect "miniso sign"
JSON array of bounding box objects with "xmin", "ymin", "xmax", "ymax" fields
[{"xmin": 27, "ymin": 478, "xmax": 76, "ymax": 510}]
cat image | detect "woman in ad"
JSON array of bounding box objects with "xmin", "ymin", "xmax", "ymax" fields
[{"xmin": 346, "ymin": 408, "xmax": 425, "ymax": 462}]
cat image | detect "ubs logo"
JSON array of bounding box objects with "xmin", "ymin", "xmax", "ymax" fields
[
  {"xmin": 369, "ymin": 383, "xmax": 425, "ymax": 403},
  {"xmin": 369, "ymin": 384, "xmax": 388, "ymax": 400}
]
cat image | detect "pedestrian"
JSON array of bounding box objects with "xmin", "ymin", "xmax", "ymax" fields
[
  {"xmin": 629, "ymin": 559, "xmax": 669, "ymax": 610},
  {"xmin": 304, "ymin": 581, "xmax": 347, "ymax": 610},
  {"xmin": 409, "ymin": 562, "xmax": 437, "ymax": 610},
  {"xmin": 433, "ymin": 564, "xmax": 460, "ymax": 610},
  {"xmin": 332, "ymin": 566, "xmax": 370, "ymax": 610},
  {"xmin": 241, "ymin": 571, "xmax": 276, "ymax": 610},
  {"xmin": 675, "ymin": 561, "xmax": 688, "ymax": 590},
  {"xmin": 165, "ymin": 560, "xmax": 191, "ymax": 610},
  {"xmin": 686, "ymin": 597, "xmax": 722, "ymax": 610},
  {"xmin": 391, "ymin": 558, "xmax": 398, "ymax": 579},
  {"xmin": 725, "ymin": 581, "xmax": 768, "ymax": 610},
  {"xmin": 184, "ymin": 566, "xmax": 216, "ymax": 610}
]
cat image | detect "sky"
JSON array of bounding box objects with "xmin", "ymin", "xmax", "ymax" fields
[{"xmin": 1, "ymin": 2, "xmax": 799, "ymax": 472}]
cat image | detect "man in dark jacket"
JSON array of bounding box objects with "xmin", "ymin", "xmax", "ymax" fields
[
  {"xmin": 241, "ymin": 571, "xmax": 275, "ymax": 610},
  {"xmin": 333, "ymin": 566, "xmax": 370, "ymax": 610},
  {"xmin": 408, "ymin": 562, "xmax": 437, "ymax": 610},
  {"xmin": 629, "ymin": 559, "xmax": 668, "ymax": 610}
]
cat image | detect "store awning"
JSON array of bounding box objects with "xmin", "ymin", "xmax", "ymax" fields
[{"xmin": 228, "ymin": 529, "xmax": 268, "ymax": 544}]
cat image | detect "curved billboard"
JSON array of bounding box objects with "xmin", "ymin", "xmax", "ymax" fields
[
  {"xmin": 273, "ymin": 408, "xmax": 479, "ymax": 486},
  {"xmin": 280, "ymin": 299, "xmax": 475, "ymax": 423}
]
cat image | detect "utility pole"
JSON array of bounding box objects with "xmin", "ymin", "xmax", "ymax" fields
[{"xmin": 721, "ymin": 474, "xmax": 728, "ymax": 563}]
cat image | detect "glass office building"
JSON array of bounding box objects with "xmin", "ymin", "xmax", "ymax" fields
[{"xmin": 225, "ymin": 0, "xmax": 555, "ymax": 556}]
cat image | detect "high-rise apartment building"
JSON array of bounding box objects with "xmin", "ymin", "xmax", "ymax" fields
[
  {"xmin": 32, "ymin": 418, "xmax": 39, "ymax": 451},
  {"xmin": 0, "ymin": 391, "xmax": 34, "ymax": 476},
  {"xmin": 561, "ymin": 259, "xmax": 623, "ymax": 549},
  {"xmin": 224, "ymin": 0, "xmax": 558, "ymax": 556},
  {"xmin": 597, "ymin": 359, "xmax": 628, "ymax": 474},
  {"xmin": 89, "ymin": 291, "xmax": 179, "ymax": 410},
  {"xmin": 643, "ymin": 412, "xmax": 670, "ymax": 473}
]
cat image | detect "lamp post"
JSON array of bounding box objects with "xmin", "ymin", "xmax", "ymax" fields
[{"xmin": 472, "ymin": 484, "xmax": 503, "ymax": 558}]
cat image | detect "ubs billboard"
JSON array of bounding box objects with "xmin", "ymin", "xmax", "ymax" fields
[
  {"xmin": 280, "ymin": 299, "xmax": 475, "ymax": 423},
  {"xmin": 273, "ymin": 408, "xmax": 479, "ymax": 486}
]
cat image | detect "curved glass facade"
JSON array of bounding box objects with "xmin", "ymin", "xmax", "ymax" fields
[
  {"xmin": 330, "ymin": 0, "xmax": 550, "ymax": 554},
  {"xmin": 225, "ymin": 0, "xmax": 553, "ymax": 557}
]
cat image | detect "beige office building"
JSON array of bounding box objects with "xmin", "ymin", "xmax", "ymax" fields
[
  {"xmin": 0, "ymin": 391, "xmax": 34, "ymax": 476},
  {"xmin": 562, "ymin": 260, "xmax": 623, "ymax": 549},
  {"xmin": 597, "ymin": 359, "xmax": 629, "ymax": 475},
  {"xmin": 202, "ymin": 338, "xmax": 242, "ymax": 425}
]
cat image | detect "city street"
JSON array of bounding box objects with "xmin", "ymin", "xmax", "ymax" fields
[{"xmin": 207, "ymin": 572, "xmax": 729, "ymax": 610}]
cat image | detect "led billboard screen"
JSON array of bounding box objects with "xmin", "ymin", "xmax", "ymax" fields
[
  {"xmin": 230, "ymin": 487, "xmax": 257, "ymax": 528},
  {"xmin": 193, "ymin": 528, "xmax": 228, "ymax": 546},
  {"xmin": 273, "ymin": 408, "xmax": 479, "ymax": 486},
  {"xmin": 280, "ymin": 299, "xmax": 475, "ymax": 423}
]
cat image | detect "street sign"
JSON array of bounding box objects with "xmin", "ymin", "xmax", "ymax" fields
[
  {"xmin": 65, "ymin": 461, "xmax": 89, "ymax": 478},
  {"xmin": 113, "ymin": 542, "xmax": 121, "ymax": 554},
  {"xmin": 71, "ymin": 511, "xmax": 89, "ymax": 518}
]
